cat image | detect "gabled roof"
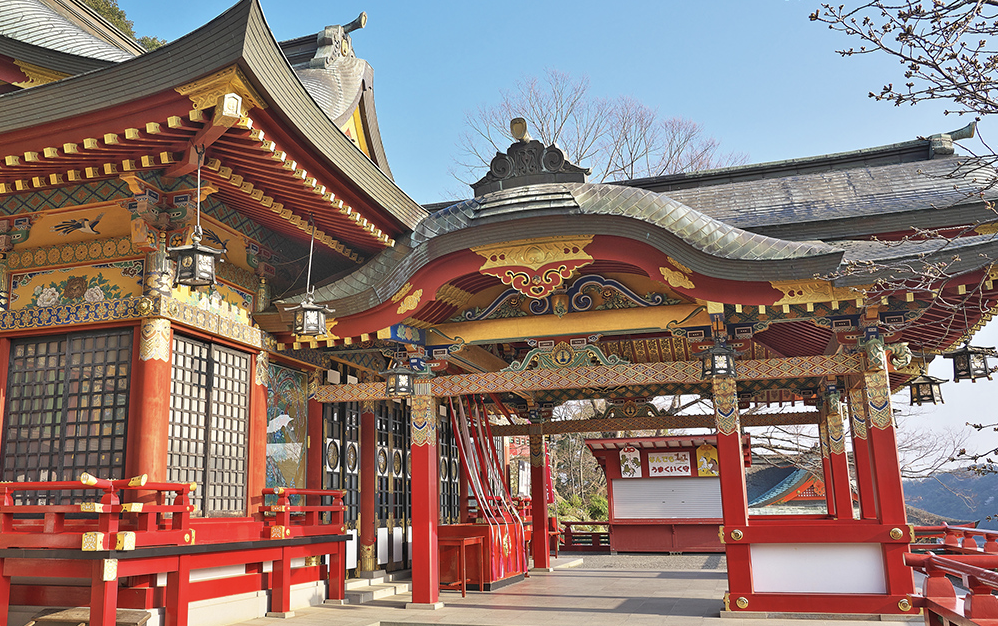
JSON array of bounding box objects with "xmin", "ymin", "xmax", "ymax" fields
[
  {"xmin": 0, "ymin": 34, "xmax": 113, "ymax": 77},
  {"xmin": 0, "ymin": 0, "xmax": 141, "ymax": 61},
  {"xmin": 663, "ymin": 156, "xmax": 998, "ymax": 242},
  {"xmin": 0, "ymin": 0, "xmax": 426, "ymax": 265}
]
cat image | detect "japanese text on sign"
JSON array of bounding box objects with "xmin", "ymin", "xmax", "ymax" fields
[{"xmin": 648, "ymin": 451, "xmax": 691, "ymax": 476}]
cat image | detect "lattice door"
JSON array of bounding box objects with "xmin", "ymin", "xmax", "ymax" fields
[
  {"xmin": 168, "ymin": 336, "xmax": 249, "ymax": 516},
  {"xmin": 3, "ymin": 329, "xmax": 132, "ymax": 504}
]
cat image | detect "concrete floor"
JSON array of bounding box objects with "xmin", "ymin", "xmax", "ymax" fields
[{"xmin": 230, "ymin": 554, "xmax": 922, "ymax": 626}]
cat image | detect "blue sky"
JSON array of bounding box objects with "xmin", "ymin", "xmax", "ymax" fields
[{"xmin": 119, "ymin": 0, "xmax": 998, "ymax": 460}]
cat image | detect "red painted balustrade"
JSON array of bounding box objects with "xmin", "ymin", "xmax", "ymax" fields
[
  {"xmin": 905, "ymin": 553, "xmax": 998, "ymax": 626},
  {"xmin": 0, "ymin": 477, "xmax": 347, "ymax": 626},
  {"xmin": 913, "ymin": 524, "xmax": 998, "ymax": 555},
  {"xmin": 561, "ymin": 521, "xmax": 610, "ymax": 552}
]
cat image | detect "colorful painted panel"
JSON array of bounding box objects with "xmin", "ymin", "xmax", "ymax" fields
[
  {"xmin": 619, "ymin": 445, "xmax": 642, "ymax": 478},
  {"xmin": 8, "ymin": 237, "xmax": 141, "ymax": 271},
  {"xmin": 696, "ymin": 444, "xmax": 720, "ymax": 477},
  {"xmin": 266, "ymin": 364, "xmax": 308, "ymax": 504},
  {"xmin": 10, "ymin": 260, "xmax": 143, "ymax": 309}
]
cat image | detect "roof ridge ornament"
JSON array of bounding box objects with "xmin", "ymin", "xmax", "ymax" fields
[
  {"xmin": 472, "ymin": 118, "xmax": 591, "ymax": 196},
  {"xmin": 928, "ymin": 120, "xmax": 976, "ymax": 157},
  {"xmin": 310, "ymin": 12, "xmax": 367, "ymax": 68}
]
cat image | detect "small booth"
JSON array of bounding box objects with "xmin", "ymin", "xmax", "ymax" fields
[{"xmin": 587, "ymin": 435, "xmax": 751, "ymax": 553}]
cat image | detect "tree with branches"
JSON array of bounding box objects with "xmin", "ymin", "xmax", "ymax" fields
[
  {"xmin": 811, "ymin": 0, "xmax": 998, "ymax": 473},
  {"xmin": 454, "ymin": 69, "xmax": 747, "ymax": 184},
  {"xmin": 83, "ymin": 0, "xmax": 166, "ymax": 50}
]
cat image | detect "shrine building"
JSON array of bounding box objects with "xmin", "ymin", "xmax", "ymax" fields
[{"xmin": 1, "ymin": 0, "xmax": 998, "ymax": 624}]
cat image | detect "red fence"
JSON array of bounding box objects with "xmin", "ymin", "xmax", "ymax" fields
[
  {"xmin": 562, "ymin": 521, "xmax": 610, "ymax": 552},
  {"xmin": 908, "ymin": 525, "xmax": 998, "ymax": 626},
  {"xmin": 0, "ymin": 476, "xmax": 347, "ymax": 626}
]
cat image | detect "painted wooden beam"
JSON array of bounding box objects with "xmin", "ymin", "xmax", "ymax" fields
[
  {"xmin": 490, "ymin": 411, "xmax": 820, "ymax": 437},
  {"xmin": 314, "ymin": 354, "xmax": 865, "ymax": 402}
]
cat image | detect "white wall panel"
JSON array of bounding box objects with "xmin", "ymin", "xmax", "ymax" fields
[
  {"xmin": 611, "ymin": 477, "xmax": 722, "ymax": 519},
  {"xmin": 751, "ymin": 543, "xmax": 886, "ymax": 593}
]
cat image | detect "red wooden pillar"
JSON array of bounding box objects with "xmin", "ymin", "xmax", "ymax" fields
[
  {"xmin": 307, "ymin": 371, "xmax": 323, "ymax": 491},
  {"xmin": 269, "ymin": 546, "xmax": 294, "ymax": 617},
  {"xmin": 529, "ymin": 432, "xmax": 551, "ymax": 569},
  {"xmin": 847, "ymin": 385, "xmax": 878, "ymax": 520},
  {"xmin": 247, "ymin": 352, "xmax": 269, "ymax": 516},
  {"xmin": 408, "ymin": 390, "xmax": 441, "ymax": 608},
  {"xmin": 712, "ymin": 377, "xmax": 751, "ymax": 599},
  {"xmin": 90, "ymin": 559, "xmax": 119, "ymax": 626},
  {"xmin": 0, "ymin": 558, "xmax": 10, "ymax": 626},
  {"xmin": 862, "ymin": 339, "xmax": 915, "ymax": 602},
  {"xmin": 166, "ymin": 553, "xmax": 191, "ymax": 626},
  {"xmin": 817, "ymin": 418, "xmax": 837, "ymax": 518},
  {"xmin": 359, "ymin": 399, "xmax": 378, "ymax": 574},
  {"xmin": 126, "ymin": 319, "xmax": 172, "ymax": 488},
  {"xmin": 824, "ymin": 389, "xmax": 855, "ymax": 520}
]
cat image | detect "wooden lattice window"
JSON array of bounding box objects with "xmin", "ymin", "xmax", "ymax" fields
[
  {"xmin": 168, "ymin": 336, "xmax": 249, "ymax": 517},
  {"xmin": 2, "ymin": 329, "xmax": 133, "ymax": 504},
  {"xmin": 438, "ymin": 413, "xmax": 461, "ymax": 524}
]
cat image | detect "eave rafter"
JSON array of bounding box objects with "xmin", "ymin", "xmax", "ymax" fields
[{"xmin": 0, "ymin": 95, "xmax": 394, "ymax": 262}]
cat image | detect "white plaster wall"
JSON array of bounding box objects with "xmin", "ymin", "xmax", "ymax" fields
[{"xmin": 751, "ymin": 543, "xmax": 886, "ymax": 593}]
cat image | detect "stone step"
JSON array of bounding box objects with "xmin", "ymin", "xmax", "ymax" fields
[
  {"xmin": 344, "ymin": 576, "xmax": 386, "ymax": 590},
  {"xmin": 337, "ymin": 570, "xmax": 413, "ymax": 605},
  {"xmin": 344, "ymin": 581, "xmax": 411, "ymax": 604}
]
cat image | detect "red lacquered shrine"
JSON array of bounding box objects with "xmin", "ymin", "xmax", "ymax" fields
[
  {"xmin": 3, "ymin": 0, "xmax": 998, "ymax": 623},
  {"xmin": 586, "ymin": 435, "xmax": 751, "ymax": 554}
]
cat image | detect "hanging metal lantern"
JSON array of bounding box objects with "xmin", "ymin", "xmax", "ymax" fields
[
  {"xmin": 944, "ymin": 344, "xmax": 995, "ymax": 382},
  {"xmin": 169, "ymin": 226, "xmax": 222, "ymax": 288},
  {"xmin": 908, "ymin": 372, "xmax": 946, "ymax": 405},
  {"xmin": 289, "ymin": 292, "xmax": 333, "ymax": 337},
  {"xmin": 699, "ymin": 339, "xmax": 737, "ymax": 379},
  {"xmin": 167, "ymin": 146, "xmax": 220, "ymax": 288},
  {"xmin": 383, "ymin": 364, "xmax": 416, "ymax": 397}
]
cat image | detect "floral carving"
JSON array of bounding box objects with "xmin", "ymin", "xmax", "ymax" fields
[{"xmin": 471, "ymin": 236, "xmax": 595, "ymax": 300}]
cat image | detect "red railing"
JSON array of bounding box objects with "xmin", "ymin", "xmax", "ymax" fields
[
  {"xmin": 0, "ymin": 473, "xmax": 196, "ymax": 551},
  {"xmin": 907, "ymin": 526, "xmax": 998, "ymax": 625},
  {"xmin": 0, "ymin": 476, "xmax": 348, "ymax": 626},
  {"xmin": 906, "ymin": 553, "xmax": 998, "ymax": 625},
  {"xmin": 562, "ymin": 521, "xmax": 610, "ymax": 552},
  {"xmin": 914, "ymin": 524, "xmax": 998, "ymax": 554}
]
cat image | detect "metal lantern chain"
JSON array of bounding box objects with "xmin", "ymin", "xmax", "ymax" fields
[
  {"xmin": 289, "ymin": 213, "xmax": 334, "ymax": 336},
  {"xmin": 193, "ymin": 144, "xmax": 204, "ymax": 243},
  {"xmin": 306, "ymin": 213, "xmax": 316, "ymax": 297}
]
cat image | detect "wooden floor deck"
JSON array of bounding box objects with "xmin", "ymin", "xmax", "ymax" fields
[{"xmin": 228, "ymin": 554, "xmax": 921, "ymax": 626}]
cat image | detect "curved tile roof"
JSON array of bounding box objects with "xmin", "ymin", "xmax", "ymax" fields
[
  {"xmin": 0, "ymin": 0, "xmax": 135, "ymax": 62},
  {"xmin": 0, "ymin": 34, "xmax": 112, "ymax": 76},
  {"xmin": 293, "ymin": 56, "xmax": 368, "ymax": 127},
  {"xmin": 832, "ymin": 234, "xmax": 998, "ymax": 286},
  {"xmin": 292, "ymin": 182, "xmax": 847, "ymax": 312},
  {"xmin": 665, "ymin": 156, "xmax": 998, "ymax": 241},
  {"xmin": 414, "ymin": 182, "xmax": 842, "ymax": 262}
]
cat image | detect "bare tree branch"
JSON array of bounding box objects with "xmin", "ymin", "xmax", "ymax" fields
[{"xmin": 454, "ymin": 69, "xmax": 747, "ymax": 185}]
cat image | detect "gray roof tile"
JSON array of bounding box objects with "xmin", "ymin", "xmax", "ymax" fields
[{"xmin": 0, "ymin": 0, "xmax": 134, "ymax": 62}]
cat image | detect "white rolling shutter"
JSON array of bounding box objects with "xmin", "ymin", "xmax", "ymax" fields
[{"xmin": 611, "ymin": 477, "xmax": 723, "ymax": 519}]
